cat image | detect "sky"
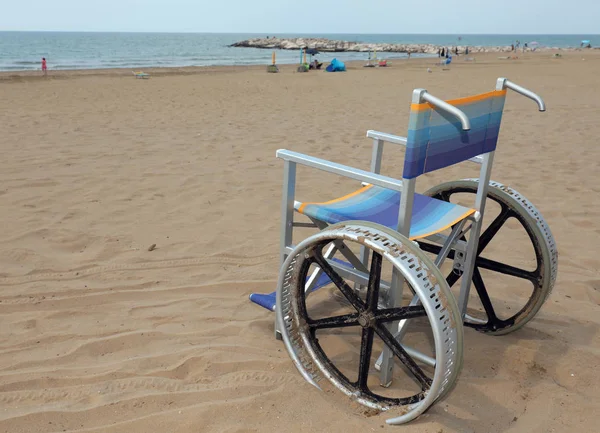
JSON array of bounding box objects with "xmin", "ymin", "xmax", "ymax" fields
[{"xmin": 1, "ymin": 0, "xmax": 598, "ymax": 34}]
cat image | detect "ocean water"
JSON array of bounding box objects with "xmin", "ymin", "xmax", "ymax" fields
[{"xmin": 0, "ymin": 32, "xmax": 595, "ymax": 72}]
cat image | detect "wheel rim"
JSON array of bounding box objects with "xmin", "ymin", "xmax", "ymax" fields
[
  {"xmin": 420, "ymin": 180, "xmax": 556, "ymax": 334},
  {"xmin": 277, "ymin": 222, "xmax": 463, "ymax": 424},
  {"xmin": 297, "ymin": 241, "xmax": 431, "ymax": 405}
]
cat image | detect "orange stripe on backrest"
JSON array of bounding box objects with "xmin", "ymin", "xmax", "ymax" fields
[{"xmin": 410, "ymin": 89, "xmax": 507, "ymax": 112}]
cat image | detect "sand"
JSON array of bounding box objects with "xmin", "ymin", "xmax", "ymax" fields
[{"xmin": 1, "ymin": 51, "xmax": 599, "ymax": 432}]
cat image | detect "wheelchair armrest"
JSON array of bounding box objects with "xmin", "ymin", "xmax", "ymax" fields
[
  {"xmin": 366, "ymin": 130, "xmax": 408, "ymax": 146},
  {"xmin": 276, "ymin": 149, "xmax": 403, "ymax": 192}
]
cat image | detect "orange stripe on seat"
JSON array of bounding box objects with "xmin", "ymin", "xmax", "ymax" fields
[
  {"xmin": 410, "ymin": 89, "xmax": 507, "ymax": 112},
  {"xmin": 297, "ymin": 184, "xmax": 374, "ymax": 214}
]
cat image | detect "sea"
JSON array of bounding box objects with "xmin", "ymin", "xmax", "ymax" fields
[{"xmin": 0, "ymin": 32, "xmax": 595, "ymax": 72}]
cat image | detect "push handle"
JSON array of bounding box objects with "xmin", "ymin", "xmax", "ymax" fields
[
  {"xmin": 413, "ymin": 89, "xmax": 471, "ymax": 131},
  {"xmin": 496, "ymin": 78, "xmax": 546, "ymax": 111}
]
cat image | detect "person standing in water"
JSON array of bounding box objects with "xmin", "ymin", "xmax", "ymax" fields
[{"xmin": 41, "ymin": 58, "xmax": 47, "ymax": 76}]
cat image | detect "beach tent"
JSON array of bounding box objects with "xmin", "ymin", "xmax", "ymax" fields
[{"xmin": 326, "ymin": 58, "xmax": 346, "ymax": 72}]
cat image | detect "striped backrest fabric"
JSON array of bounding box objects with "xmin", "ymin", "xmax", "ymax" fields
[{"xmin": 403, "ymin": 89, "xmax": 507, "ymax": 179}]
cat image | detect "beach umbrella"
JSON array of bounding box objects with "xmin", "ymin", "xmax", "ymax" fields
[
  {"xmin": 581, "ymin": 40, "xmax": 590, "ymax": 44},
  {"xmin": 529, "ymin": 41, "xmax": 539, "ymax": 46},
  {"xmin": 305, "ymin": 48, "xmax": 320, "ymax": 56}
]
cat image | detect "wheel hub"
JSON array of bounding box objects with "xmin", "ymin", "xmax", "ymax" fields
[{"xmin": 358, "ymin": 311, "xmax": 375, "ymax": 328}]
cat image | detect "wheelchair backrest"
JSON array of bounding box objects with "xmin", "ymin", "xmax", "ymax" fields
[{"xmin": 403, "ymin": 90, "xmax": 507, "ymax": 179}]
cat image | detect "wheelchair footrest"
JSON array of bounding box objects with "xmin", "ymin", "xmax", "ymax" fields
[{"xmin": 249, "ymin": 258, "xmax": 352, "ymax": 311}]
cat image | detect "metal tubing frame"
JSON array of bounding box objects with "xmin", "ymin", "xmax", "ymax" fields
[
  {"xmin": 304, "ymin": 244, "xmax": 338, "ymax": 294},
  {"xmin": 378, "ymin": 86, "xmax": 437, "ymax": 386},
  {"xmin": 357, "ymin": 137, "xmax": 385, "ymax": 290},
  {"xmin": 378, "ymin": 176, "xmax": 415, "ymax": 386},
  {"xmin": 419, "ymin": 91, "xmax": 471, "ymax": 130},
  {"xmin": 279, "ymin": 160, "xmax": 296, "ymax": 267},
  {"xmin": 373, "ymin": 217, "xmax": 469, "ymax": 372},
  {"xmin": 367, "ymin": 129, "xmax": 484, "ymax": 165},
  {"xmin": 366, "ymin": 130, "xmax": 408, "ymax": 146},
  {"xmin": 452, "ymin": 74, "xmax": 547, "ymax": 317},
  {"xmin": 497, "ymin": 77, "xmax": 546, "ymax": 111},
  {"xmin": 276, "ymin": 160, "xmax": 297, "ymax": 338},
  {"xmin": 276, "ymin": 149, "xmax": 403, "ymax": 192},
  {"xmin": 456, "ymin": 151, "xmax": 495, "ymax": 318}
]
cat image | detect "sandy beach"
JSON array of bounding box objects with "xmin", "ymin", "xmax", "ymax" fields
[{"xmin": 1, "ymin": 51, "xmax": 600, "ymax": 432}]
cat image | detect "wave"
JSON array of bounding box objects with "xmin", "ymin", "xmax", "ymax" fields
[{"xmin": 11, "ymin": 60, "xmax": 41, "ymax": 65}]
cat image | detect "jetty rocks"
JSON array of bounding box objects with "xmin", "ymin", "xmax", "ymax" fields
[{"xmin": 229, "ymin": 37, "xmax": 556, "ymax": 54}]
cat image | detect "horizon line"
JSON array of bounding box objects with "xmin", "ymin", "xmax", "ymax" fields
[{"xmin": 0, "ymin": 30, "xmax": 597, "ymax": 36}]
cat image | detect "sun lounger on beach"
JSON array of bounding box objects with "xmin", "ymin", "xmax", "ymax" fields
[{"xmin": 132, "ymin": 71, "xmax": 150, "ymax": 79}]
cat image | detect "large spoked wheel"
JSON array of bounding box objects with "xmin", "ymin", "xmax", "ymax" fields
[
  {"xmin": 421, "ymin": 179, "xmax": 558, "ymax": 335},
  {"xmin": 276, "ymin": 222, "xmax": 463, "ymax": 425}
]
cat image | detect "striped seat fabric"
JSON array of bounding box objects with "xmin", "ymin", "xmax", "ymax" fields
[
  {"xmin": 297, "ymin": 89, "xmax": 507, "ymax": 240},
  {"xmin": 296, "ymin": 184, "xmax": 474, "ymax": 240}
]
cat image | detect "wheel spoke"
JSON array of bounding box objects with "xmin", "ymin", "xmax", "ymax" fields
[
  {"xmin": 357, "ymin": 327, "xmax": 375, "ymax": 390},
  {"xmin": 416, "ymin": 241, "xmax": 442, "ymax": 256},
  {"xmin": 310, "ymin": 335, "xmax": 364, "ymax": 393},
  {"xmin": 312, "ymin": 250, "xmax": 365, "ymax": 311},
  {"xmin": 374, "ymin": 306, "xmax": 427, "ymax": 322},
  {"xmin": 435, "ymin": 191, "xmax": 452, "ymax": 202},
  {"xmin": 472, "ymin": 267, "xmax": 498, "ymax": 322},
  {"xmin": 426, "ymin": 186, "xmax": 551, "ymax": 335},
  {"xmin": 418, "ymin": 242, "xmax": 463, "ymax": 288},
  {"xmin": 366, "ymin": 251, "xmax": 382, "ymax": 312},
  {"xmin": 478, "ymin": 206, "xmax": 512, "ymax": 253},
  {"xmin": 476, "ymin": 256, "xmax": 538, "ymax": 282},
  {"xmin": 374, "ymin": 323, "xmax": 432, "ymax": 390},
  {"xmin": 308, "ymin": 313, "xmax": 360, "ymax": 329}
]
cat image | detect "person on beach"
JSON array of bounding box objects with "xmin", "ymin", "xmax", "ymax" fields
[
  {"xmin": 441, "ymin": 47, "xmax": 445, "ymax": 57},
  {"xmin": 41, "ymin": 57, "xmax": 47, "ymax": 76}
]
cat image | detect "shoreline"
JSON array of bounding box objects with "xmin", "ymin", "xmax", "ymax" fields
[
  {"xmin": 0, "ymin": 63, "xmax": 270, "ymax": 81},
  {"xmin": 2, "ymin": 50, "xmax": 594, "ymax": 81},
  {"xmin": 0, "ymin": 53, "xmax": 424, "ymax": 76}
]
